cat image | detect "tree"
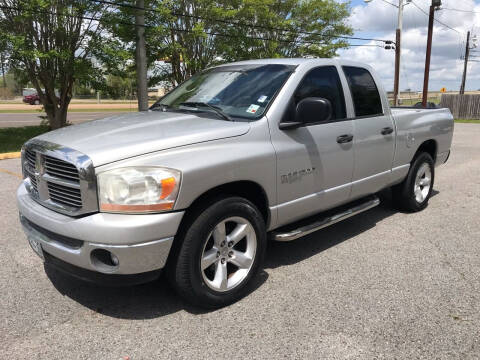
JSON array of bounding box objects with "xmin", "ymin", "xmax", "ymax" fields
[
  {"xmin": 0, "ymin": 32, "xmax": 10, "ymax": 88},
  {"xmin": 161, "ymin": 0, "xmax": 352, "ymax": 84},
  {"xmin": 105, "ymin": 0, "xmax": 352, "ymax": 86},
  {"xmin": 0, "ymin": 0, "xmax": 109, "ymax": 129}
]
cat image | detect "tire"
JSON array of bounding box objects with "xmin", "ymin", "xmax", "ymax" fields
[
  {"xmin": 34, "ymin": 100, "xmax": 40, "ymax": 105},
  {"xmin": 168, "ymin": 196, "xmax": 266, "ymax": 309},
  {"xmin": 392, "ymin": 152, "xmax": 435, "ymax": 212}
]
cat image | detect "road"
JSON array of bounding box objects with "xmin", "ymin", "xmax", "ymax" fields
[
  {"xmin": 1, "ymin": 124, "xmax": 479, "ymax": 359},
  {"xmin": 0, "ymin": 112, "xmax": 128, "ymax": 127}
]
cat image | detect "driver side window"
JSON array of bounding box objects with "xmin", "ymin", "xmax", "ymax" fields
[{"xmin": 294, "ymin": 66, "xmax": 347, "ymax": 122}]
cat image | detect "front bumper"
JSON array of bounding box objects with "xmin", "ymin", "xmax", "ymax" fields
[{"xmin": 17, "ymin": 183, "xmax": 185, "ymax": 277}]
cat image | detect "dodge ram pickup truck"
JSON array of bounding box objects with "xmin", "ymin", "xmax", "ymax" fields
[{"xmin": 17, "ymin": 59, "xmax": 454, "ymax": 308}]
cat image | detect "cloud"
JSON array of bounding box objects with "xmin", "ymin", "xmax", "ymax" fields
[{"xmin": 338, "ymin": 0, "xmax": 480, "ymax": 91}]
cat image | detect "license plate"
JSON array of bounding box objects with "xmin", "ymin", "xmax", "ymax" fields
[{"xmin": 28, "ymin": 235, "xmax": 44, "ymax": 260}]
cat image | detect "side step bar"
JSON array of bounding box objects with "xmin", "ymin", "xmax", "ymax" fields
[{"xmin": 272, "ymin": 196, "xmax": 380, "ymax": 242}]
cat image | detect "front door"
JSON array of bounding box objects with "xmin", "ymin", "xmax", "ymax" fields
[{"xmin": 269, "ymin": 65, "xmax": 355, "ymax": 227}]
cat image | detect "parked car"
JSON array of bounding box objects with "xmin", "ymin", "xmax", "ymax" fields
[
  {"xmin": 23, "ymin": 94, "xmax": 41, "ymax": 105},
  {"xmin": 17, "ymin": 59, "xmax": 454, "ymax": 308}
]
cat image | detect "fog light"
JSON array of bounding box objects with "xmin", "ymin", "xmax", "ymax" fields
[{"xmin": 90, "ymin": 249, "xmax": 120, "ymax": 273}]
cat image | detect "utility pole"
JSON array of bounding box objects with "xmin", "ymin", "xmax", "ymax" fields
[
  {"xmin": 460, "ymin": 31, "xmax": 471, "ymax": 95},
  {"xmin": 422, "ymin": 0, "xmax": 441, "ymax": 108},
  {"xmin": 393, "ymin": 0, "xmax": 404, "ymax": 106},
  {"xmin": 135, "ymin": 0, "xmax": 149, "ymax": 111}
]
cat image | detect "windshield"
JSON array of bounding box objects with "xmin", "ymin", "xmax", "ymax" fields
[{"xmin": 153, "ymin": 64, "xmax": 295, "ymax": 120}]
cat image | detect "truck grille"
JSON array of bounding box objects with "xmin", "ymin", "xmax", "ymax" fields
[
  {"xmin": 22, "ymin": 140, "xmax": 98, "ymax": 216},
  {"xmin": 47, "ymin": 182, "xmax": 83, "ymax": 208},
  {"xmin": 25, "ymin": 149, "xmax": 38, "ymax": 194},
  {"xmin": 45, "ymin": 155, "xmax": 80, "ymax": 183}
]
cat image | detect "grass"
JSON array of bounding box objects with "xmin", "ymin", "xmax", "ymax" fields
[
  {"xmin": 455, "ymin": 119, "xmax": 480, "ymax": 124},
  {"xmin": 0, "ymin": 125, "xmax": 50, "ymax": 153},
  {"xmin": 0, "ymin": 108, "xmax": 137, "ymax": 114}
]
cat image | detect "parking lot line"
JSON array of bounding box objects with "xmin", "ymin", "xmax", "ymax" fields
[
  {"xmin": 0, "ymin": 167, "xmax": 22, "ymax": 179},
  {"xmin": 0, "ymin": 152, "xmax": 21, "ymax": 160}
]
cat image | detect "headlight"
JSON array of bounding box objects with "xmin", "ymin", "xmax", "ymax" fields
[{"xmin": 98, "ymin": 167, "xmax": 181, "ymax": 213}]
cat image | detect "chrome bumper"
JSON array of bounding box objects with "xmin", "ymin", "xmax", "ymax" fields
[{"xmin": 17, "ymin": 183, "xmax": 184, "ymax": 275}]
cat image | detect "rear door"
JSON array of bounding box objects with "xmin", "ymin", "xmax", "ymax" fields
[{"xmin": 342, "ymin": 66, "xmax": 395, "ymax": 198}]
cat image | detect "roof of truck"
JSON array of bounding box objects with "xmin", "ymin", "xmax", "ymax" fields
[{"xmin": 218, "ymin": 58, "xmax": 369, "ymax": 68}]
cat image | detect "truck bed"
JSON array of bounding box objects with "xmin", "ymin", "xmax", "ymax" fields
[{"xmin": 390, "ymin": 106, "xmax": 454, "ymax": 168}]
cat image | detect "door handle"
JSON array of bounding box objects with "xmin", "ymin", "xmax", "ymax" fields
[
  {"xmin": 337, "ymin": 134, "xmax": 354, "ymax": 144},
  {"xmin": 381, "ymin": 127, "xmax": 394, "ymax": 135}
]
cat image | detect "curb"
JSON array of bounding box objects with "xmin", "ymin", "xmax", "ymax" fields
[{"xmin": 0, "ymin": 152, "xmax": 21, "ymax": 160}]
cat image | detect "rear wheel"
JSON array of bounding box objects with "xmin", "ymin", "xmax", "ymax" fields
[
  {"xmin": 168, "ymin": 197, "xmax": 266, "ymax": 309},
  {"xmin": 392, "ymin": 152, "xmax": 435, "ymax": 212},
  {"xmin": 34, "ymin": 99, "xmax": 40, "ymax": 105}
]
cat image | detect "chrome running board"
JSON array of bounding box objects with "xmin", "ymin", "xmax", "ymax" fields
[{"xmin": 272, "ymin": 196, "xmax": 380, "ymax": 242}]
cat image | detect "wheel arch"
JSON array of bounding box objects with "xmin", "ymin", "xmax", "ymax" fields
[
  {"xmin": 182, "ymin": 180, "xmax": 270, "ymax": 228},
  {"xmin": 413, "ymin": 139, "xmax": 437, "ymax": 163},
  {"xmin": 165, "ymin": 180, "xmax": 270, "ymax": 274}
]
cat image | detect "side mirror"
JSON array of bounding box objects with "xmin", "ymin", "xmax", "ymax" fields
[
  {"xmin": 279, "ymin": 97, "xmax": 333, "ymax": 130},
  {"xmin": 296, "ymin": 97, "xmax": 332, "ymax": 124}
]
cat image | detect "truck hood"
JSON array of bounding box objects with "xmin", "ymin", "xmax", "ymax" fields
[{"xmin": 35, "ymin": 111, "xmax": 250, "ymax": 166}]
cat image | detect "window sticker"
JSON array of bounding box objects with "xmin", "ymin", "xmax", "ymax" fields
[
  {"xmin": 257, "ymin": 95, "xmax": 268, "ymax": 103},
  {"xmin": 246, "ymin": 104, "xmax": 260, "ymax": 114}
]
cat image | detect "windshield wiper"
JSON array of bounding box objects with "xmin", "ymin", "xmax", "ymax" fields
[
  {"xmin": 179, "ymin": 102, "xmax": 233, "ymax": 122},
  {"xmin": 150, "ymin": 103, "xmax": 170, "ymax": 111}
]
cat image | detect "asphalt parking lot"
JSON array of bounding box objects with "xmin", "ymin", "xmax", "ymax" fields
[{"xmin": 1, "ymin": 123, "xmax": 479, "ymax": 359}]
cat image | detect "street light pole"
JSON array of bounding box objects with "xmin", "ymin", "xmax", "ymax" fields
[{"xmin": 365, "ymin": 0, "xmax": 405, "ymax": 106}]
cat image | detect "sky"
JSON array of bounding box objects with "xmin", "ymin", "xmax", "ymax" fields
[{"xmin": 336, "ymin": 0, "xmax": 480, "ymax": 92}]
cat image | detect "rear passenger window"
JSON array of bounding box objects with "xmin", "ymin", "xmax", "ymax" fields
[
  {"xmin": 294, "ymin": 66, "xmax": 346, "ymax": 121},
  {"xmin": 343, "ymin": 66, "xmax": 383, "ymax": 117}
]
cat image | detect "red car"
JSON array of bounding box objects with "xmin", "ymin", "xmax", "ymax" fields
[{"xmin": 23, "ymin": 94, "xmax": 41, "ymax": 105}]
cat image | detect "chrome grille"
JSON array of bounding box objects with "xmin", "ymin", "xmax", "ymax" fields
[
  {"xmin": 47, "ymin": 182, "xmax": 82, "ymax": 208},
  {"xmin": 45, "ymin": 155, "xmax": 80, "ymax": 183},
  {"xmin": 22, "ymin": 140, "xmax": 98, "ymax": 216},
  {"xmin": 29, "ymin": 173, "xmax": 38, "ymax": 193},
  {"xmin": 24, "ymin": 149, "xmax": 38, "ymax": 194},
  {"xmin": 25, "ymin": 149, "xmax": 36, "ymax": 169}
]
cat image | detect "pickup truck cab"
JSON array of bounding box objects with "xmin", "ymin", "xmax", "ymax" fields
[{"xmin": 17, "ymin": 59, "xmax": 454, "ymax": 308}]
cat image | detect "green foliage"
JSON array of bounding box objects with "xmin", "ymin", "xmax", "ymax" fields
[
  {"xmin": 105, "ymin": 0, "xmax": 353, "ymax": 85},
  {"xmin": 0, "ymin": 0, "xmax": 109, "ymax": 128},
  {"xmin": 105, "ymin": 73, "xmax": 136, "ymax": 99},
  {"xmin": 0, "ymin": 0, "xmax": 353, "ymax": 125},
  {"xmin": 0, "ymin": 125, "xmax": 49, "ymax": 152}
]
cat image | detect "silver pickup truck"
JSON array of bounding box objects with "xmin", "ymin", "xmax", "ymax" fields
[{"xmin": 17, "ymin": 59, "xmax": 454, "ymax": 308}]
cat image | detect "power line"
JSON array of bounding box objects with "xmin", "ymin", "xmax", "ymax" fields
[
  {"xmin": 0, "ymin": 4, "xmax": 365, "ymax": 49},
  {"xmin": 87, "ymin": 0, "xmax": 395, "ymax": 44},
  {"xmin": 0, "ymin": 3, "xmax": 397, "ymax": 53},
  {"xmin": 375, "ymin": 0, "xmax": 399, "ymax": 8},
  {"xmin": 410, "ymin": 1, "xmax": 461, "ymax": 34},
  {"xmin": 440, "ymin": 7, "xmax": 480, "ymax": 14},
  {"xmin": 411, "ymin": 1, "xmax": 460, "ymax": 34}
]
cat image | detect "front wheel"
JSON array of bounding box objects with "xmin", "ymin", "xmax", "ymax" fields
[
  {"xmin": 392, "ymin": 152, "xmax": 435, "ymax": 212},
  {"xmin": 168, "ymin": 197, "xmax": 266, "ymax": 309}
]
